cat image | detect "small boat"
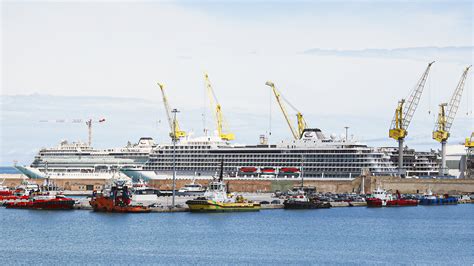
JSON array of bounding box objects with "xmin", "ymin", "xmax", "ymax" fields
[
  {"xmin": 186, "ymin": 160, "xmax": 260, "ymax": 212},
  {"xmin": 366, "ymin": 188, "xmax": 418, "ymax": 207},
  {"xmin": 90, "ymin": 180, "xmax": 151, "ymax": 213},
  {"xmin": 178, "ymin": 180, "xmax": 205, "ymax": 196},
  {"xmin": 419, "ymin": 190, "xmax": 458, "ymax": 205},
  {"xmin": 283, "ymin": 190, "xmax": 331, "ymax": 209},
  {"xmin": 131, "ymin": 179, "xmax": 160, "ymax": 201},
  {"xmin": 5, "ymin": 193, "xmax": 75, "ymax": 210}
]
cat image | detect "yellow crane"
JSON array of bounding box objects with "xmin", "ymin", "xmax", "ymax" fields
[
  {"xmin": 389, "ymin": 61, "xmax": 435, "ymax": 176},
  {"xmin": 265, "ymin": 81, "xmax": 307, "ymax": 140},
  {"xmin": 465, "ymin": 132, "xmax": 474, "ymax": 148},
  {"xmin": 433, "ymin": 65, "xmax": 471, "ymax": 175},
  {"xmin": 158, "ymin": 83, "xmax": 187, "ymax": 141},
  {"xmin": 204, "ymin": 73, "xmax": 235, "ymax": 141}
]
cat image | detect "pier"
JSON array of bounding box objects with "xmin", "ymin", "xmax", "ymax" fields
[{"xmin": 2, "ymin": 173, "xmax": 474, "ymax": 195}]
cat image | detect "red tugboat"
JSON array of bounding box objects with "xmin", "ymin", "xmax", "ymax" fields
[
  {"xmin": 5, "ymin": 193, "xmax": 75, "ymax": 210},
  {"xmin": 90, "ymin": 181, "xmax": 151, "ymax": 213},
  {"xmin": 366, "ymin": 188, "xmax": 418, "ymax": 207}
]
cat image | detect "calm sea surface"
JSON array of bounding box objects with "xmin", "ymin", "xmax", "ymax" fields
[
  {"xmin": 0, "ymin": 205, "xmax": 473, "ymax": 265},
  {"xmin": 0, "ymin": 167, "xmax": 19, "ymax": 174}
]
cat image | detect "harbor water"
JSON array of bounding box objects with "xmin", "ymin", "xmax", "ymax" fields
[{"xmin": 1, "ymin": 204, "xmax": 473, "ymax": 264}]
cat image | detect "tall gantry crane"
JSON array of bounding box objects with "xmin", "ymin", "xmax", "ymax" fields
[
  {"xmin": 204, "ymin": 73, "xmax": 235, "ymax": 141},
  {"xmin": 389, "ymin": 61, "xmax": 435, "ymax": 176},
  {"xmin": 433, "ymin": 65, "xmax": 471, "ymax": 175},
  {"xmin": 158, "ymin": 83, "xmax": 187, "ymax": 141},
  {"xmin": 265, "ymin": 81, "xmax": 307, "ymax": 140}
]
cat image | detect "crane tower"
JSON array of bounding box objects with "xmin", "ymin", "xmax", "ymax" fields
[
  {"xmin": 389, "ymin": 61, "xmax": 435, "ymax": 176},
  {"xmin": 433, "ymin": 65, "xmax": 471, "ymax": 176}
]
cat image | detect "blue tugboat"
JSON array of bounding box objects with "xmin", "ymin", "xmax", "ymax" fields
[{"xmin": 419, "ymin": 190, "xmax": 458, "ymax": 205}]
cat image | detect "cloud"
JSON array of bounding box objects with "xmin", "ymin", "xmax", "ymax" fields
[{"xmin": 303, "ymin": 46, "xmax": 474, "ymax": 64}]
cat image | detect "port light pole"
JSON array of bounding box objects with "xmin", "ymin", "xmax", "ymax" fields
[{"xmin": 171, "ymin": 109, "xmax": 179, "ymax": 208}]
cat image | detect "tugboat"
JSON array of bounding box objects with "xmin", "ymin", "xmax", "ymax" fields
[
  {"xmin": 186, "ymin": 160, "xmax": 260, "ymax": 212},
  {"xmin": 90, "ymin": 180, "xmax": 151, "ymax": 213},
  {"xmin": 419, "ymin": 189, "xmax": 458, "ymax": 205},
  {"xmin": 366, "ymin": 188, "xmax": 418, "ymax": 207},
  {"xmin": 283, "ymin": 190, "xmax": 331, "ymax": 209},
  {"xmin": 5, "ymin": 192, "xmax": 75, "ymax": 210}
]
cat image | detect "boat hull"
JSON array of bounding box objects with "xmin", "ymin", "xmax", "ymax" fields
[
  {"xmin": 186, "ymin": 199, "xmax": 260, "ymax": 212},
  {"xmin": 283, "ymin": 201, "xmax": 331, "ymax": 209},
  {"xmin": 90, "ymin": 197, "xmax": 151, "ymax": 213},
  {"xmin": 5, "ymin": 198, "xmax": 75, "ymax": 210},
  {"xmin": 366, "ymin": 198, "xmax": 418, "ymax": 207},
  {"xmin": 419, "ymin": 198, "xmax": 458, "ymax": 205}
]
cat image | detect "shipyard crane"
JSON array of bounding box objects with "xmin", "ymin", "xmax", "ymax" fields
[
  {"xmin": 465, "ymin": 132, "xmax": 474, "ymax": 148},
  {"xmin": 433, "ymin": 66, "xmax": 471, "ymax": 176},
  {"xmin": 389, "ymin": 61, "xmax": 435, "ymax": 176},
  {"xmin": 39, "ymin": 118, "xmax": 106, "ymax": 146},
  {"xmin": 204, "ymin": 73, "xmax": 235, "ymax": 141},
  {"xmin": 157, "ymin": 83, "xmax": 187, "ymax": 141},
  {"xmin": 265, "ymin": 81, "xmax": 307, "ymax": 140}
]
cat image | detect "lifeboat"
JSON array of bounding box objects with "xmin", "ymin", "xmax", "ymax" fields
[
  {"xmin": 240, "ymin": 167, "xmax": 257, "ymax": 173},
  {"xmin": 280, "ymin": 167, "xmax": 300, "ymax": 173},
  {"xmin": 260, "ymin": 167, "xmax": 276, "ymax": 173}
]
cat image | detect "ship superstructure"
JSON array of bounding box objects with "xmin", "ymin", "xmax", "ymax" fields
[
  {"xmin": 381, "ymin": 147, "xmax": 440, "ymax": 177},
  {"xmin": 15, "ymin": 137, "xmax": 156, "ymax": 180},
  {"xmin": 121, "ymin": 129, "xmax": 397, "ymax": 181}
]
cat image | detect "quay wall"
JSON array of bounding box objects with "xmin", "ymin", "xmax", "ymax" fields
[
  {"xmin": 145, "ymin": 176, "xmax": 474, "ymax": 194},
  {"xmin": 3, "ymin": 173, "xmax": 474, "ymax": 194},
  {"xmin": 0, "ymin": 174, "xmax": 106, "ymax": 191}
]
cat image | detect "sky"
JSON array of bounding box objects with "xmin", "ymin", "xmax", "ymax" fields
[{"xmin": 1, "ymin": 0, "xmax": 473, "ymax": 165}]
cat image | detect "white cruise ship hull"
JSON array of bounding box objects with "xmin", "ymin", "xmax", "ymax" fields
[
  {"xmin": 15, "ymin": 166, "xmax": 130, "ymax": 180},
  {"xmin": 120, "ymin": 169, "xmax": 356, "ymax": 181}
]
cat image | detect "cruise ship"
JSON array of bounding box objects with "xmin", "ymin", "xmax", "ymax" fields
[
  {"xmin": 15, "ymin": 137, "xmax": 156, "ymax": 180},
  {"xmin": 381, "ymin": 147, "xmax": 440, "ymax": 177},
  {"xmin": 121, "ymin": 129, "xmax": 397, "ymax": 181}
]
